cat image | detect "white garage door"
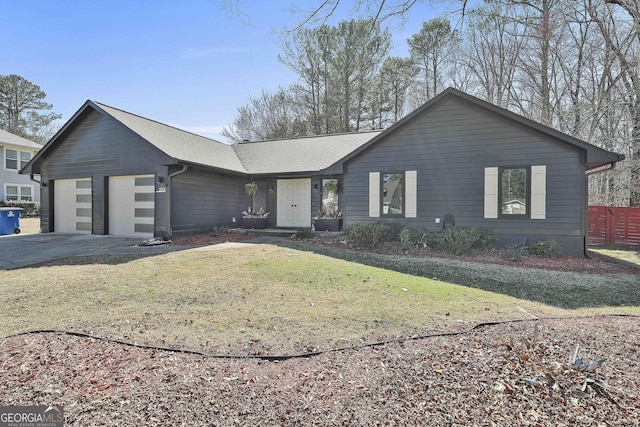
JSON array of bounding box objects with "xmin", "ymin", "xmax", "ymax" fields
[
  {"xmin": 277, "ymin": 178, "xmax": 311, "ymax": 227},
  {"xmin": 54, "ymin": 178, "xmax": 92, "ymax": 234},
  {"xmin": 108, "ymin": 175, "xmax": 155, "ymax": 238}
]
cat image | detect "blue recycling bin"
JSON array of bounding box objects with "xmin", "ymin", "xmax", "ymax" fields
[{"xmin": 0, "ymin": 207, "xmax": 23, "ymax": 235}]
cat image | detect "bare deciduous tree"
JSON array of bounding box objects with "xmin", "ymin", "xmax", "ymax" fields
[
  {"xmin": 222, "ymin": 87, "xmax": 307, "ymax": 142},
  {"xmin": 605, "ymin": 0, "xmax": 640, "ymax": 26}
]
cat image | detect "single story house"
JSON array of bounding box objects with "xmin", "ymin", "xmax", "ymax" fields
[
  {"xmin": 21, "ymin": 88, "xmax": 624, "ymax": 256},
  {"xmin": 1, "ymin": 128, "xmax": 42, "ymax": 202}
]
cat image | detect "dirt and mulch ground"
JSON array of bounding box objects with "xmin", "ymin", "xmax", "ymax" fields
[
  {"xmin": 3, "ymin": 232, "xmax": 639, "ymax": 425},
  {"xmin": 1, "ymin": 317, "xmax": 638, "ymax": 426}
]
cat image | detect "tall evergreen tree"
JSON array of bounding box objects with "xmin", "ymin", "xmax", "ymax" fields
[{"xmin": 0, "ymin": 74, "xmax": 61, "ymax": 143}]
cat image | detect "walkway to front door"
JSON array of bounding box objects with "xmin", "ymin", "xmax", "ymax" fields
[{"xmin": 276, "ymin": 178, "xmax": 311, "ymax": 227}]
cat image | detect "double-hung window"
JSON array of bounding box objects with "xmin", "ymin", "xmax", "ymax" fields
[
  {"xmin": 5, "ymin": 149, "xmax": 32, "ymax": 171},
  {"xmin": 5, "ymin": 184, "xmax": 33, "ymax": 201}
]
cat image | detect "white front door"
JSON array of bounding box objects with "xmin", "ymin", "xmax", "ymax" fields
[
  {"xmin": 277, "ymin": 178, "xmax": 311, "ymax": 227},
  {"xmin": 54, "ymin": 178, "xmax": 92, "ymax": 234},
  {"xmin": 108, "ymin": 175, "xmax": 155, "ymax": 238}
]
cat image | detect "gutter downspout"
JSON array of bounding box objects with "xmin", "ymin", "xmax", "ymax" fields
[
  {"xmin": 584, "ymin": 162, "xmax": 616, "ymax": 176},
  {"xmin": 166, "ymin": 164, "xmax": 188, "ymax": 239},
  {"xmin": 29, "ymin": 173, "xmax": 41, "ymax": 186},
  {"xmin": 28, "ymin": 174, "xmax": 43, "ymax": 233}
]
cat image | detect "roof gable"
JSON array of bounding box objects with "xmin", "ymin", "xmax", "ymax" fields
[
  {"xmin": 23, "ymin": 101, "xmax": 248, "ymax": 175},
  {"xmin": 23, "ymin": 100, "xmax": 381, "ymax": 176},
  {"xmin": 92, "ymin": 102, "xmax": 247, "ymax": 173},
  {"xmin": 341, "ymin": 87, "xmax": 624, "ymax": 170}
]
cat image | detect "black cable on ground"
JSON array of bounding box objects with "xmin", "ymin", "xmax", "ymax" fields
[{"xmin": 3, "ymin": 314, "xmax": 637, "ymax": 362}]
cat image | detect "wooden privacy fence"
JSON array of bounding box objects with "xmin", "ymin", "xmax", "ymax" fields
[{"xmin": 588, "ymin": 206, "xmax": 640, "ymax": 247}]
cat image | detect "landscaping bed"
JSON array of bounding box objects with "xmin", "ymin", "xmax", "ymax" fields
[
  {"xmin": 2, "ymin": 316, "xmax": 638, "ymax": 425},
  {"xmin": 172, "ymin": 230, "xmax": 639, "ymax": 275},
  {"xmin": 294, "ymin": 234, "xmax": 639, "ymax": 274}
]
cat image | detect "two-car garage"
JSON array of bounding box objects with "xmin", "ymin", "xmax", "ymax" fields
[{"xmin": 52, "ymin": 174, "xmax": 155, "ymax": 238}]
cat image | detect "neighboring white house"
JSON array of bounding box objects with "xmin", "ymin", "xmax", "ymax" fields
[{"xmin": 0, "ymin": 128, "xmax": 42, "ymax": 202}]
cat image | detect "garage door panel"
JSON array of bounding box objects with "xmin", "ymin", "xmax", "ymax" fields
[
  {"xmin": 54, "ymin": 178, "xmax": 92, "ymax": 234},
  {"xmin": 109, "ymin": 175, "xmax": 155, "ymax": 238}
]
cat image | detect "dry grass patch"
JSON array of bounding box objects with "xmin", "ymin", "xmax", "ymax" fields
[
  {"xmin": 592, "ymin": 247, "xmax": 640, "ymax": 266},
  {"xmin": 16, "ymin": 216, "xmax": 40, "ymax": 234},
  {"xmin": 0, "ymin": 244, "xmax": 584, "ymax": 355}
]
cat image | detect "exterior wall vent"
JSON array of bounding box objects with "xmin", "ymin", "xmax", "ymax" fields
[{"xmin": 443, "ymin": 213, "xmax": 455, "ymax": 229}]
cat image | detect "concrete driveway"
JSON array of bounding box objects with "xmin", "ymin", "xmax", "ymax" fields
[{"xmin": 0, "ymin": 233, "xmax": 179, "ymax": 270}]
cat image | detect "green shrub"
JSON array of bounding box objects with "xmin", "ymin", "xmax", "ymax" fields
[
  {"xmin": 438, "ymin": 227, "xmax": 477, "ymax": 255},
  {"xmin": 345, "ymin": 222, "xmax": 401, "ymax": 248},
  {"xmin": 0, "ymin": 201, "xmax": 40, "ymax": 217},
  {"xmin": 501, "ymin": 242, "xmax": 526, "ymax": 262},
  {"xmin": 474, "ymin": 227, "xmax": 501, "ymax": 248},
  {"xmin": 527, "ymin": 239, "xmax": 562, "ymax": 258},
  {"xmin": 399, "ymin": 227, "xmax": 436, "ymax": 249},
  {"xmin": 437, "ymin": 227, "xmax": 501, "ymax": 255}
]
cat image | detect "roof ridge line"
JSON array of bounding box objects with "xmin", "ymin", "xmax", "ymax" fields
[
  {"xmin": 91, "ymin": 100, "xmax": 227, "ymax": 145},
  {"xmin": 234, "ymin": 129, "xmax": 384, "ymax": 145}
]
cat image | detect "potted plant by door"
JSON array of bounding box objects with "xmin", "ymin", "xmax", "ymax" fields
[
  {"xmin": 313, "ymin": 210, "xmax": 342, "ymax": 232},
  {"xmin": 242, "ymin": 207, "xmax": 269, "ymax": 229},
  {"xmin": 313, "ymin": 178, "xmax": 342, "ymax": 231},
  {"xmin": 242, "ymin": 182, "xmax": 269, "ymax": 229}
]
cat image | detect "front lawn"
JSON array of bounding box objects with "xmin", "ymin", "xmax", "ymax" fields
[
  {"xmin": 1, "ymin": 243, "xmax": 638, "ymax": 355},
  {"xmin": 591, "ymin": 246, "xmax": 640, "ymax": 266}
]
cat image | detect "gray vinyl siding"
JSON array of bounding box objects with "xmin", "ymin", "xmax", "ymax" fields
[
  {"xmin": 39, "ymin": 110, "xmax": 173, "ymax": 235},
  {"xmin": 1, "ymin": 144, "xmax": 40, "ymax": 202},
  {"xmin": 344, "ymin": 96, "xmax": 587, "ymax": 256},
  {"xmin": 170, "ymin": 169, "xmax": 247, "ymax": 235}
]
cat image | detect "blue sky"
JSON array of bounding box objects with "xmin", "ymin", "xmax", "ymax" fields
[{"xmin": 1, "ymin": 1, "xmax": 460, "ymax": 142}]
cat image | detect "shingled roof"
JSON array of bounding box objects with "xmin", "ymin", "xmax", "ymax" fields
[
  {"xmin": 22, "ymin": 88, "xmax": 623, "ymax": 177},
  {"xmin": 232, "ymin": 131, "xmax": 382, "ymax": 174},
  {"xmin": 22, "ymin": 100, "xmax": 379, "ymax": 176},
  {"xmin": 93, "ymin": 102, "xmax": 248, "ymax": 173},
  {"xmin": 0, "ymin": 128, "xmax": 42, "ymax": 150}
]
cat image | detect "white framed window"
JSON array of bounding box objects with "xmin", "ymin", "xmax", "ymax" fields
[
  {"xmin": 4, "ymin": 148, "xmax": 32, "ymax": 171},
  {"xmin": 484, "ymin": 165, "xmax": 546, "ymax": 220},
  {"xmin": 5, "ymin": 184, "xmax": 33, "ymax": 201}
]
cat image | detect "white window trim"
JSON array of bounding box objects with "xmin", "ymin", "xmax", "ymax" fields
[
  {"xmin": 4, "ymin": 147, "xmax": 33, "ymax": 171},
  {"xmin": 4, "ymin": 183, "xmax": 34, "ymax": 201}
]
